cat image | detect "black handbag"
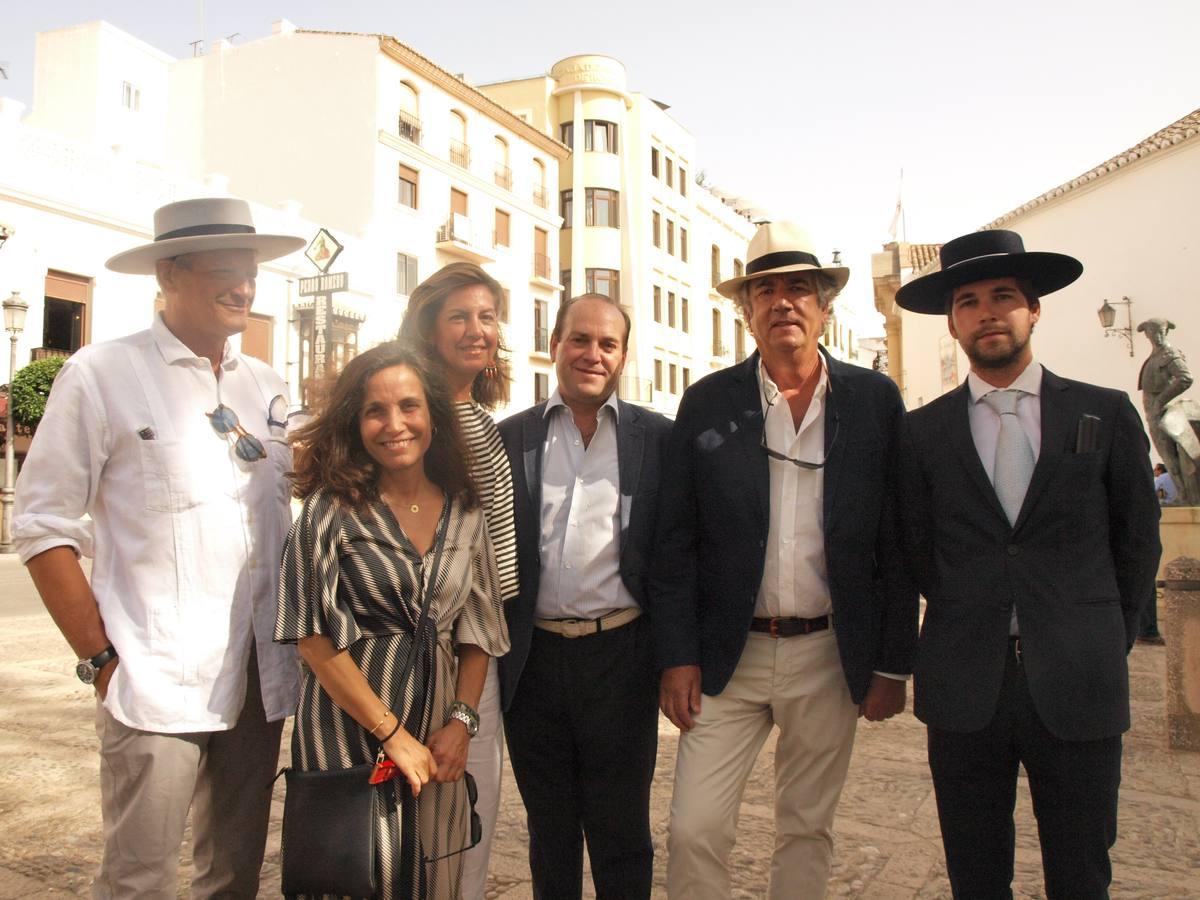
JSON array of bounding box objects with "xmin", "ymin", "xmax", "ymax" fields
[{"xmin": 278, "ymin": 503, "xmax": 451, "ymax": 899}]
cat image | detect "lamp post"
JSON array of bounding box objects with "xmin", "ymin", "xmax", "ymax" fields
[
  {"xmin": 1097, "ymin": 296, "xmax": 1135, "ymax": 357},
  {"xmin": 1, "ymin": 291, "xmax": 28, "ymax": 553}
]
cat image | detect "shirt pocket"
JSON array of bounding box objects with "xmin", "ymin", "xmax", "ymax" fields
[{"xmin": 140, "ymin": 441, "xmax": 206, "ymax": 513}]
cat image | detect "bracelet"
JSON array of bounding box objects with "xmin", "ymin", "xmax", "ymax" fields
[
  {"xmin": 379, "ymin": 716, "xmax": 402, "ymax": 743},
  {"xmin": 447, "ymin": 700, "xmax": 480, "ymax": 737},
  {"xmin": 368, "ymin": 710, "xmax": 392, "ymax": 736}
]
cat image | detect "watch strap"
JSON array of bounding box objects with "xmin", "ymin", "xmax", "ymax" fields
[{"xmin": 89, "ymin": 645, "xmax": 118, "ymax": 669}]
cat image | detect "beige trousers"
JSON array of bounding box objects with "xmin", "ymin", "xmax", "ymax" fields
[
  {"xmin": 666, "ymin": 630, "xmax": 858, "ymax": 900},
  {"xmin": 92, "ymin": 650, "xmax": 284, "ymax": 899}
]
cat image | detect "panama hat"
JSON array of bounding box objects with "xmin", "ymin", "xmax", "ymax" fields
[
  {"xmin": 715, "ymin": 221, "xmax": 849, "ymax": 299},
  {"xmin": 895, "ymin": 229, "xmax": 1082, "ymax": 315},
  {"xmin": 106, "ymin": 197, "xmax": 306, "ymax": 274}
]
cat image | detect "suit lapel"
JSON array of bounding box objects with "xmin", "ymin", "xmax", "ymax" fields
[
  {"xmin": 730, "ymin": 353, "xmax": 769, "ymax": 523},
  {"xmin": 821, "ymin": 351, "xmax": 851, "ymax": 522},
  {"xmin": 945, "ymin": 382, "xmax": 1011, "ymax": 524},
  {"xmin": 1012, "ymin": 368, "xmax": 1072, "ymax": 532},
  {"xmin": 616, "ymin": 401, "xmax": 644, "ymax": 551},
  {"xmin": 520, "ymin": 405, "xmax": 549, "ymax": 513}
]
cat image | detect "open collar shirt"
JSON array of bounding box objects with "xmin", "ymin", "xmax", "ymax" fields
[
  {"xmin": 13, "ymin": 314, "xmax": 297, "ymax": 732},
  {"xmin": 534, "ymin": 389, "xmax": 636, "ymax": 620}
]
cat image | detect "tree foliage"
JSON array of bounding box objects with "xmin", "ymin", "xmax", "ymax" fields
[{"xmin": 10, "ymin": 356, "xmax": 68, "ymax": 428}]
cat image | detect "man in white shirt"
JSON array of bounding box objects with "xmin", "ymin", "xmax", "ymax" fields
[
  {"xmin": 14, "ymin": 198, "xmax": 304, "ymax": 898},
  {"xmin": 497, "ymin": 293, "xmax": 672, "ymax": 898},
  {"xmin": 1154, "ymin": 462, "xmax": 1179, "ymax": 505},
  {"xmin": 651, "ymin": 222, "xmax": 917, "ymax": 899},
  {"xmin": 896, "ymin": 229, "xmax": 1160, "ymax": 898}
]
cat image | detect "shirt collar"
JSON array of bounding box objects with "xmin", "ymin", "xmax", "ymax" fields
[
  {"xmin": 543, "ymin": 388, "xmax": 621, "ymax": 423},
  {"xmin": 757, "ymin": 354, "xmax": 829, "ymax": 412},
  {"xmin": 967, "ymin": 360, "xmax": 1042, "ymax": 404},
  {"xmin": 151, "ymin": 313, "xmax": 238, "ymax": 370}
]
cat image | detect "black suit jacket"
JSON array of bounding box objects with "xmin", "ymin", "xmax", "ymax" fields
[
  {"xmin": 648, "ymin": 350, "xmax": 917, "ymax": 704},
  {"xmin": 497, "ymin": 398, "xmax": 672, "ymax": 712},
  {"xmin": 900, "ymin": 368, "xmax": 1161, "ymax": 741}
]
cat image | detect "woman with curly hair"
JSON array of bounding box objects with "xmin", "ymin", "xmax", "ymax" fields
[
  {"xmin": 399, "ymin": 263, "xmax": 517, "ymax": 899},
  {"xmin": 275, "ymin": 341, "xmax": 509, "ymax": 898}
]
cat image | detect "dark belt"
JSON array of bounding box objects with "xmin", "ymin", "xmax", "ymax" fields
[{"xmin": 750, "ymin": 615, "xmax": 830, "ymax": 638}]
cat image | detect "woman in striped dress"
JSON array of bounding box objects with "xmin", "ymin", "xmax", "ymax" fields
[
  {"xmin": 275, "ymin": 343, "xmax": 509, "ymax": 899},
  {"xmin": 399, "ymin": 263, "xmax": 518, "ymax": 900}
]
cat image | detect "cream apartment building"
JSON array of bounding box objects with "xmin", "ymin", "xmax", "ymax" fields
[{"xmin": 18, "ymin": 19, "xmax": 569, "ymax": 408}]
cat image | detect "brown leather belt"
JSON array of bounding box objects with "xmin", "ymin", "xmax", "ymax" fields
[
  {"xmin": 534, "ymin": 606, "xmax": 642, "ymax": 639},
  {"xmin": 750, "ymin": 615, "xmax": 830, "ymax": 638}
]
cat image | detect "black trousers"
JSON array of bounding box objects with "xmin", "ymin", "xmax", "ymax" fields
[
  {"xmin": 504, "ymin": 614, "xmax": 659, "ymax": 900},
  {"xmin": 927, "ymin": 641, "xmax": 1122, "ymax": 900}
]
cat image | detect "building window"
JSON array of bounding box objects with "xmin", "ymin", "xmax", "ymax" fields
[
  {"xmin": 451, "ymin": 187, "xmax": 469, "ymax": 217},
  {"xmin": 559, "ymin": 122, "xmax": 573, "ymax": 148},
  {"xmin": 681, "ymin": 296, "xmax": 690, "ymax": 333},
  {"xmin": 669, "ymin": 363, "xmax": 678, "ymax": 394},
  {"xmin": 398, "ymin": 81, "xmax": 421, "ymax": 144},
  {"xmin": 683, "ymin": 367, "xmax": 691, "ymax": 390},
  {"xmin": 242, "ymin": 313, "xmax": 274, "ymax": 364},
  {"xmin": 711, "ymin": 245, "xmax": 721, "ymax": 288},
  {"xmin": 398, "ymin": 164, "xmax": 418, "ymax": 208},
  {"xmin": 712, "ymin": 309, "xmax": 722, "ymax": 355},
  {"xmin": 41, "ymin": 271, "xmax": 91, "ymax": 355},
  {"xmin": 680, "ymin": 167, "xmax": 688, "ymax": 196},
  {"xmin": 533, "ymin": 159, "xmax": 548, "ymax": 208},
  {"xmin": 585, "ymin": 188, "xmax": 619, "ymax": 228},
  {"xmin": 494, "ymin": 209, "xmax": 510, "ymax": 247},
  {"xmin": 499, "ymin": 287, "xmax": 510, "ymax": 323},
  {"xmin": 734, "ymin": 320, "xmax": 747, "ymax": 361},
  {"xmin": 560, "ymin": 189, "xmax": 573, "ymax": 223},
  {"xmin": 665, "ymin": 157, "xmax": 673, "ymax": 187},
  {"xmin": 586, "ymin": 268, "xmax": 619, "ymax": 302},
  {"xmin": 449, "ymin": 111, "xmax": 470, "ymax": 168},
  {"xmin": 652, "ymin": 211, "xmax": 661, "ymax": 247},
  {"xmin": 584, "ymin": 120, "xmax": 618, "ymax": 153},
  {"xmin": 121, "ymin": 81, "xmax": 140, "ymax": 111},
  {"xmin": 534, "ymin": 299, "xmax": 549, "ymax": 353},
  {"xmin": 734, "ymin": 259, "xmax": 744, "ymax": 277},
  {"xmin": 561, "ymin": 269, "xmax": 571, "ymax": 292},
  {"xmin": 668, "ymin": 292, "xmax": 676, "ymax": 328},
  {"xmin": 666, "ymin": 220, "xmax": 675, "ymax": 255},
  {"xmin": 535, "ymin": 372, "xmax": 550, "ymax": 403},
  {"xmin": 653, "ymin": 286, "xmax": 662, "ymax": 323},
  {"xmin": 534, "ymin": 227, "xmax": 550, "ymax": 279},
  {"xmin": 680, "ymin": 227, "xmax": 688, "ymax": 262},
  {"xmin": 654, "ymin": 359, "xmax": 663, "ymax": 392},
  {"xmin": 493, "ymin": 136, "xmax": 511, "ymax": 190},
  {"xmin": 397, "ymin": 252, "xmax": 418, "ymax": 295},
  {"xmin": 651, "ymin": 147, "xmax": 660, "ymax": 178}
]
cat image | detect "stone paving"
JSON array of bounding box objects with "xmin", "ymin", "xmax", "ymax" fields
[{"xmin": 0, "ymin": 554, "xmax": 1196, "ymax": 898}]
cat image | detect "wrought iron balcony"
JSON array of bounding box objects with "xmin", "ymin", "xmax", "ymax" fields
[
  {"xmin": 533, "ymin": 326, "xmax": 549, "ymax": 354},
  {"xmin": 532, "ymin": 185, "xmax": 548, "ymax": 209},
  {"xmin": 397, "ymin": 110, "xmax": 422, "ymax": 145},
  {"xmin": 494, "ymin": 164, "xmax": 512, "ymax": 191},
  {"xmin": 449, "ymin": 139, "xmax": 471, "ymax": 169}
]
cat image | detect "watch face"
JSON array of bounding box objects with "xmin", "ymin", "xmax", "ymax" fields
[{"xmin": 76, "ymin": 661, "xmax": 97, "ymax": 684}]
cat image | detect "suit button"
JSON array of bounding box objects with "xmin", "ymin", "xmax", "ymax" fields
[{"xmin": 1007, "ymin": 545, "xmax": 1019, "ymax": 557}]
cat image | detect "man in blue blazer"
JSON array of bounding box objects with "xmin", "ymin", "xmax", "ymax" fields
[
  {"xmin": 651, "ymin": 222, "xmax": 918, "ymax": 899},
  {"xmin": 896, "ymin": 230, "xmax": 1161, "ymax": 898},
  {"xmin": 498, "ymin": 293, "xmax": 671, "ymax": 899}
]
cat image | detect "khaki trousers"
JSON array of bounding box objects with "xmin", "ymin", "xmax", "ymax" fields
[
  {"xmin": 666, "ymin": 630, "xmax": 858, "ymax": 900},
  {"xmin": 92, "ymin": 650, "xmax": 284, "ymax": 899}
]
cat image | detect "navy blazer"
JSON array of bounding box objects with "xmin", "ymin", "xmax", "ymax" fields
[
  {"xmin": 648, "ymin": 350, "xmax": 917, "ymax": 705},
  {"xmin": 497, "ymin": 398, "xmax": 672, "ymax": 712},
  {"xmin": 900, "ymin": 368, "xmax": 1161, "ymax": 740}
]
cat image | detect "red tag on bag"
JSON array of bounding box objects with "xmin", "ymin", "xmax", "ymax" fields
[{"xmin": 369, "ymin": 758, "xmax": 398, "ymax": 785}]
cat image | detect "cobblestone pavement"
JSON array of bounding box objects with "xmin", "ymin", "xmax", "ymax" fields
[{"xmin": 0, "ymin": 555, "xmax": 1196, "ymax": 898}]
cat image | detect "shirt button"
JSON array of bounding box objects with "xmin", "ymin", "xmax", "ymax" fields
[
  {"xmin": 1007, "ymin": 545, "xmax": 1019, "ymax": 557},
  {"xmin": 574, "ymin": 438, "xmax": 581, "ymax": 445},
  {"xmin": 565, "ymin": 563, "xmax": 572, "ymax": 569}
]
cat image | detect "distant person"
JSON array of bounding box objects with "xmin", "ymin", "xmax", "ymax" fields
[
  {"xmin": 398, "ymin": 262, "xmax": 519, "ymax": 899},
  {"xmin": 13, "ymin": 198, "xmax": 305, "ymax": 897},
  {"xmin": 651, "ymin": 222, "xmax": 917, "ymax": 899},
  {"xmin": 896, "ymin": 229, "xmax": 1161, "ymax": 898},
  {"xmin": 276, "ymin": 342, "xmax": 509, "ymax": 898},
  {"xmin": 498, "ymin": 293, "xmax": 671, "ymax": 898},
  {"xmin": 1154, "ymin": 462, "xmax": 1179, "ymax": 505}
]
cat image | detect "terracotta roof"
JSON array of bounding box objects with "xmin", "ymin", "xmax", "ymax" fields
[{"xmin": 982, "ymin": 107, "xmax": 1200, "ymax": 230}]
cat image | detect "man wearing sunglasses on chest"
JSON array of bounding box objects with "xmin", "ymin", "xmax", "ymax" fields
[
  {"xmin": 13, "ymin": 198, "xmax": 305, "ymax": 898},
  {"xmin": 651, "ymin": 221, "xmax": 917, "ymax": 899}
]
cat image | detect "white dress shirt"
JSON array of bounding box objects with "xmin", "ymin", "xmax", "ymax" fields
[
  {"xmin": 966, "ymin": 362, "xmax": 1043, "ymax": 478},
  {"xmin": 755, "ymin": 359, "xmax": 832, "ymax": 620},
  {"xmin": 534, "ymin": 390, "xmax": 637, "ymax": 620},
  {"xmin": 14, "ymin": 314, "xmax": 298, "ymax": 732}
]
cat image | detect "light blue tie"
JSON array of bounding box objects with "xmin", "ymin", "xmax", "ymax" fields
[{"xmin": 981, "ymin": 389, "xmax": 1034, "ymax": 526}]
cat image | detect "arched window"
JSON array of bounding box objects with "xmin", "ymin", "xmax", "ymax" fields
[
  {"xmin": 493, "ymin": 136, "xmax": 511, "ymax": 189},
  {"xmin": 532, "ymin": 158, "xmax": 547, "ymax": 208},
  {"xmin": 449, "ymin": 111, "xmax": 469, "ymax": 168},
  {"xmin": 398, "ymin": 81, "xmax": 420, "ymax": 144}
]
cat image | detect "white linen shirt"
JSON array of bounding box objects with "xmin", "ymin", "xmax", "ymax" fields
[
  {"xmin": 755, "ymin": 359, "xmax": 832, "ymax": 620},
  {"xmin": 534, "ymin": 390, "xmax": 637, "ymax": 619},
  {"xmin": 13, "ymin": 314, "xmax": 298, "ymax": 732}
]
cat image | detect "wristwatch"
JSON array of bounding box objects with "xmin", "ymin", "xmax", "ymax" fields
[
  {"xmin": 448, "ymin": 700, "xmax": 480, "ymax": 738},
  {"xmin": 76, "ymin": 646, "xmax": 118, "ymax": 685}
]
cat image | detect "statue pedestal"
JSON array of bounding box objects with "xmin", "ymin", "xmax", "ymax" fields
[
  {"xmin": 1158, "ymin": 507, "xmax": 1200, "ymax": 582},
  {"xmin": 1165, "ymin": 556, "xmax": 1200, "ymax": 751}
]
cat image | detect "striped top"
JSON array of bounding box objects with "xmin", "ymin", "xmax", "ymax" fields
[{"xmin": 456, "ymin": 401, "xmax": 519, "ymax": 602}]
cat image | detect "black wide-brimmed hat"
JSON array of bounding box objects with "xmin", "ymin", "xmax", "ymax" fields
[{"xmin": 895, "ymin": 229, "xmax": 1083, "ymax": 315}]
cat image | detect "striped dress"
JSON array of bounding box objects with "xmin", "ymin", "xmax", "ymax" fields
[
  {"xmin": 455, "ymin": 402, "xmax": 519, "ymax": 601},
  {"xmin": 275, "ymin": 488, "xmax": 510, "ymax": 899}
]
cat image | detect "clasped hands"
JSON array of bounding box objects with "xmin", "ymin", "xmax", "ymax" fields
[{"xmin": 382, "ymin": 718, "xmax": 471, "ymax": 796}]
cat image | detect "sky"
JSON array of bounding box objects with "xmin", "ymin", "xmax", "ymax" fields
[{"xmin": 2, "ymin": 0, "xmax": 1198, "ymax": 329}]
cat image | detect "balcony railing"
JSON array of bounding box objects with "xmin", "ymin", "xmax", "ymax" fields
[
  {"xmin": 533, "ymin": 326, "xmax": 549, "ymax": 354},
  {"xmin": 397, "ymin": 110, "xmax": 422, "ymax": 145},
  {"xmin": 31, "ymin": 347, "xmax": 73, "ymax": 361},
  {"xmin": 533, "ymin": 252, "xmax": 551, "ymax": 280},
  {"xmin": 449, "ymin": 139, "xmax": 471, "ymax": 169},
  {"xmin": 532, "ymin": 185, "xmax": 548, "ymax": 209},
  {"xmin": 494, "ymin": 164, "xmax": 512, "ymax": 190}
]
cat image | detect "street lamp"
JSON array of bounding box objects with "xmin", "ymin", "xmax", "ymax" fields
[
  {"xmin": 1, "ymin": 290, "xmax": 28, "ymax": 553},
  {"xmin": 1097, "ymin": 296, "xmax": 1135, "ymax": 357},
  {"xmin": 0, "ymin": 224, "xmax": 14, "ymax": 252}
]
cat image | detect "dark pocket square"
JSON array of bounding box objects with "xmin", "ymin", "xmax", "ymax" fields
[{"xmin": 1075, "ymin": 414, "xmax": 1101, "ymax": 453}]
